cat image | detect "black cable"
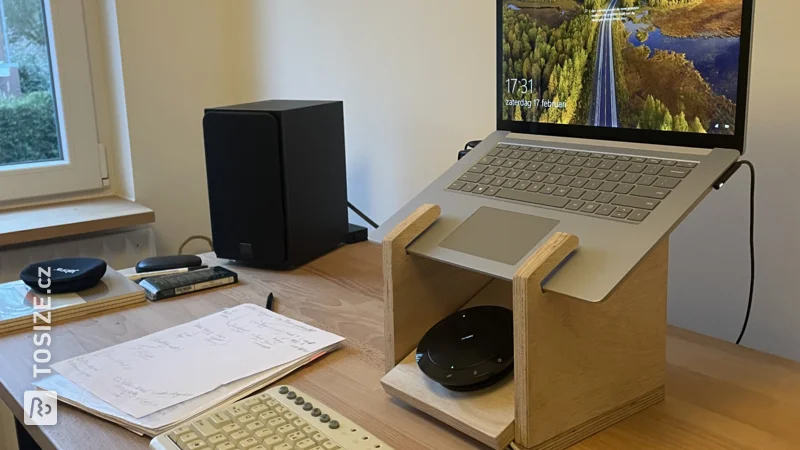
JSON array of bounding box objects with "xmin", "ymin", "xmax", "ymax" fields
[
  {"xmin": 348, "ymin": 201, "xmax": 379, "ymax": 229},
  {"xmin": 735, "ymin": 160, "xmax": 756, "ymax": 345}
]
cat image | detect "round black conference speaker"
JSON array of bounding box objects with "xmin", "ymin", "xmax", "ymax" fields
[{"xmin": 416, "ymin": 305, "xmax": 514, "ymax": 391}]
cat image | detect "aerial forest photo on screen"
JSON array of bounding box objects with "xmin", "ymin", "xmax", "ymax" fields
[{"xmin": 502, "ymin": 0, "xmax": 743, "ymax": 134}]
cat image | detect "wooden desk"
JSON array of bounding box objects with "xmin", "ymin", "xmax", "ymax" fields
[{"xmin": 1, "ymin": 243, "xmax": 799, "ymax": 449}]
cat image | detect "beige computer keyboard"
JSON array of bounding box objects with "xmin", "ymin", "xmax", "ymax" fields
[{"xmin": 150, "ymin": 385, "xmax": 392, "ymax": 450}]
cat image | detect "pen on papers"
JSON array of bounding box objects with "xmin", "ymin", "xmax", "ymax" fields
[{"xmin": 266, "ymin": 292, "xmax": 275, "ymax": 311}]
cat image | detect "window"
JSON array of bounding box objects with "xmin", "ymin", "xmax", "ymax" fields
[{"xmin": 0, "ymin": 0, "xmax": 102, "ymax": 202}]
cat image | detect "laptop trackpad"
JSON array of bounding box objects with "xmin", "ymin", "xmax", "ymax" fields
[{"xmin": 439, "ymin": 207, "xmax": 560, "ymax": 265}]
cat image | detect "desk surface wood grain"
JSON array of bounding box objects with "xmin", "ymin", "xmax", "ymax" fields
[{"xmin": 0, "ymin": 243, "xmax": 799, "ymax": 449}]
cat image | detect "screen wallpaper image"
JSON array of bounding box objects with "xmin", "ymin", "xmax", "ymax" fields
[{"xmin": 501, "ymin": 0, "xmax": 744, "ymax": 134}]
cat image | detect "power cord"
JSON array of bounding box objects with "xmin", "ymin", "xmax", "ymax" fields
[
  {"xmin": 348, "ymin": 201, "xmax": 379, "ymax": 229},
  {"xmin": 714, "ymin": 160, "xmax": 756, "ymax": 345},
  {"xmin": 178, "ymin": 235, "xmax": 214, "ymax": 255}
]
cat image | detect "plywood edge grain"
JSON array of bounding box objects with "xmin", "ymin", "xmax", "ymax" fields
[{"xmin": 0, "ymin": 196, "xmax": 155, "ymax": 247}]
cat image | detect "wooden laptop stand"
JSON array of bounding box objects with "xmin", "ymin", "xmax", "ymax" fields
[{"xmin": 381, "ymin": 204, "xmax": 667, "ymax": 450}]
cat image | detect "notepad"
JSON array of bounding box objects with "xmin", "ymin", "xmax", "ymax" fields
[{"xmin": 50, "ymin": 303, "xmax": 344, "ymax": 419}]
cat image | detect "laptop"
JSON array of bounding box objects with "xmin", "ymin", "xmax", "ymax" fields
[{"xmin": 371, "ymin": 0, "xmax": 755, "ymax": 302}]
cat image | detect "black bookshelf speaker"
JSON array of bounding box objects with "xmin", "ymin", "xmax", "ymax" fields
[{"xmin": 202, "ymin": 100, "xmax": 348, "ymax": 269}]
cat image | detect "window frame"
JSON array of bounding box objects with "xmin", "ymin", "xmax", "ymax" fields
[{"xmin": 0, "ymin": 0, "xmax": 103, "ymax": 202}]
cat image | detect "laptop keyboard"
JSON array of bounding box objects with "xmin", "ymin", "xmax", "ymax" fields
[{"xmin": 448, "ymin": 144, "xmax": 698, "ymax": 223}]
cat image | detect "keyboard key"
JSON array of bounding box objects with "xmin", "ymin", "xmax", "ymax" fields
[
  {"xmin": 458, "ymin": 173, "xmax": 483, "ymax": 183},
  {"xmin": 502, "ymin": 179, "xmax": 518, "ymax": 189},
  {"xmin": 637, "ymin": 175, "xmax": 658, "ymax": 186},
  {"xmin": 571, "ymin": 157, "xmax": 588, "ymax": 166},
  {"xmin": 632, "ymin": 157, "xmax": 646, "ymax": 163},
  {"xmin": 660, "ymin": 160, "xmax": 676, "ymax": 166},
  {"xmin": 567, "ymin": 189, "xmax": 586, "ymax": 199},
  {"xmin": 550, "ymin": 165, "xmax": 567, "ymax": 175},
  {"xmin": 479, "ymin": 156, "xmax": 495, "ymax": 165},
  {"xmin": 556, "ymin": 176, "xmax": 574, "ymax": 186},
  {"xmin": 677, "ymin": 161, "xmax": 697, "ymax": 168},
  {"xmin": 598, "ymin": 160, "xmax": 615, "ymax": 170},
  {"xmin": 484, "ymin": 166, "xmax": 498, "ymax": 175},
  {"xmin": 491, "ymin": 158, "xmax": 506, "ymax": 166},
  {"xmin": 518, "ymin": 171, "xmax": 534, "ymax": 180},
  {"xmin": 592, "ymin": 170, "xmax": 610, "ymax": 180},
  {"xmin": 514, "ymin": 161, "xmax": 530, "ymax": 170},
  {"xmin": 295, "ymin": 439, "xmax": 316, "ymax": 450},
  {"xmin": 604, "ymin": 154, "xmax": 617, "ymax": 160},
  {"xmin": 647, "ymin": 158, "xmax": 660, "ymax": 164},
  {"xmin": 509, "ymin": 150, "xmax": 524, "ymax": 159},
  {"xmin": 578, "ymin": 152, "xmax": 590, "ymax": 157},
  {"xmin": 209, "ymin": 434, "xmax": 227, "ymax": 445},
  {"xmin": 515, "ymin": 181, "xmax": 531, "ymax": 190},
  {"xmin": 540, "ymin": 185, "xmax": 557, "ymax": 195},
  {"xmin": 643, "ymin": 165, "xmax": 661, "ymax": 175},
  {"xmin": 565, "ymin": 150, "xmax": 578, "ymax": 156},
  {"xmin": 210, "ymin": 413, "xmax": 232, "ymax": 428},
  {"xmin": 520, "ymin": 152, "xmax": 534, "ymax": 161},
  {"xmin": 631, "ymin": 186, "xmax": 670, "ymax": 199},
  {"xmin": 468, "ymin": 165, "xmax": 487, "ymax": 173},
  {"xmin": 502, "ymin": 160, "xmax": 517, "ymax": 168},
  {"xmin": 473, "ymin": 185, "xmax": 488, "ymax": 195},
  {"xmin": 527, "ymin": 183, "xmax": 544, "ymax": 192},
  {"xmin": 254, "ymin": 429, "xmax": 274, "ymax": 440},
  {"xmin": 599, "ymin": 181, "xmax": 618, "ymax": 192},
  {"xmin": 495, "ymin": 189, "xmax": 570, "ymax": 208},
  {"xmin": 584, "ymin": 159, "xmax": 601, "ymax": 168},
  {"xmin": 170, "ymin": 426, "xmax": 193, "ymax": 440},
  {"xmin": 597, "ymin": 193, "xmax": 616, "ymax": 204},
  {"xmin": 532, "ymin": 153, "xmax": 548, "ymax": 162},
  {"xmin": 581, "ymin": 191, "xmax": 600, "ymax": 201},
  {"xmin": 612, "ymin": 196, "xmax": 660, "ymax": 210},
  {"xmin": 578, "ymin": 168, "xmax": 596, "ymax": 178},
  {"xmin": 627, "ymin": 163, "xmax": 646, "ymax": 173},
  {"xmin": 580, "ymin": 202, "xmax": 601, "ymax": 213},
  {"xmin": 527, "ymin": 163, "xmax": 542, "ymax": 172},
  {"xmin": 507, "ymin": 170, "xmax": 522, "ymax": 179},
  {"xmin": 238, "ymin": 437, "xmax": 260, "ymax": 449},
  {"xmin": 621, "ymin": 173, "xmax": 641, "ymax": 184},
  {"xmin": 230, "ymin": 430, "xmax": 250, "ymax": 442},
  {"xmin": 495, "ymin": 168, "xmax": 510, "ymax": 177},
  {"xmin": 263, "ymin": 435, "xmax": 283, "ymax": 447},
  {"xmin": 545, "ymin": 175, "xmax": 561, "ymax": 184},
  {"xmin": 487, "ymin": 148, "xmax": 501, "ymax": 156},
  {"xmin": 611, "ymin": 209, "xmax": 631, "ymax": 219},
  {"xmin": 585, "ymin": 180, "xmax": 603, "ymax": 190},
  {"xmin": 595, "ymin": 205, "xmax": 615, "ymax": 216},
  {"xmin": 614, "ymin": 184, "xmax": 634, "ymax": 195},
  {"xmin": 570, "ymin": 178, "xmax": 588, "ymax": 188},
  {"xmin": 540, "ymin": 163, "xmax": 555, "ymax": 172},
  {"xmin": 653, "ymin": 177, "xmax": 680, "ymax": 189},
  {"xmin": 216, "ymin": 443, "xmax": 236, "ymax": 450},
  {"xmin": 491, "ymin": 178, "xmax": 506, "ymax": 187},
  {"xmin": 554, "ymin": 187, "xmax": 571, "ymax": 197},
  {"xmin": 660, "ymin": 167, "xmax": 691, "ymax": 178},
  {"xmin": 531, "ymin": 173, "xmax": 547, "ymax": 182},
  {"xmin": 628, "ymin": 210, "xmax": 650, "ymax": 222},
  {"xmin": 589, "ymin": 153, "xmax": 603, "ymax": 159},
  {"xmin": 273, "ymin": 443, "xmax": 293, "ymax": 450},
  {"xmin": 484, "ymin": 186, "xmax": 500, "ymax": 196},
  {"xmin": 612, "ymin": 162, "xmax": 631, "ymax": 171},
  {"xmin": 553, "ymin": 149, "xmax": 565, "ymax": 154},
  {"xmin": 558, "ymin": 156, "xmax": 574, "ymax": 165},
  {"xmin": 227, "ymin": 406, "xmax": 249, "ymax": 418},
  {"xmin": 508, "ymin": 145, "xmax": 520, "ymax": 150},
  {"xmin": 545, "ymin": 155, "xmax": 561, "ymax": 164},
  {"xmin": 618, "ymin": 156, "xmax": 631, "ymax": 161},
  {"xmin": 480, "ymin": 175, "xmax": 495, "ymax": 184},
  {"xmin": 445, "ymin": 181, "xmax": 464, "ymax": 191},
  {"xmin": 460, "ymin": 183, "xmax": 476, "ymax": 192},
  {"xmin": 498, "ymin": 149, "xmax": 512, "ymax": 158},
  {"xmin": 565, "ymin": 200, "xmax": 585, "ymax": 211},
  {"xmin": 564, "ymin": 167, "xmax": 581, "ymax": 176},
  {"xmin": 607, "ymin": 171, "xmax": 625, "ymax": 182}
]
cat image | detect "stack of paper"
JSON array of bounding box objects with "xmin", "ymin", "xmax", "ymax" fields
[
  {"xmin": 0, "ymin": 269, "xmax": 145, "ymax": 336},
  {"xmin": 35, "ymin": 303, "xmax": 344, "ymax": 436}
]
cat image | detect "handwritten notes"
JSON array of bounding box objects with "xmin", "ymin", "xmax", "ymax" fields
[{"xmin": 51, "ymin": 304, "xmax": 343, "ymax": 418}]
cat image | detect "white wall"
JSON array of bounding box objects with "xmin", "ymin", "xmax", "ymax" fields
[
  {"xmin": 234, "ymin": 1, "xmax": 799, "ymax": 360},
  {"xmin": 96, "ymin": 0, "xmax": 252, "ymax": 255}
]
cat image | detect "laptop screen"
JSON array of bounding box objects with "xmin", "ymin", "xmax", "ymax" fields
[{"xmin": 497, "ymin": 0, "xmax": 754, "ymax": 150}]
